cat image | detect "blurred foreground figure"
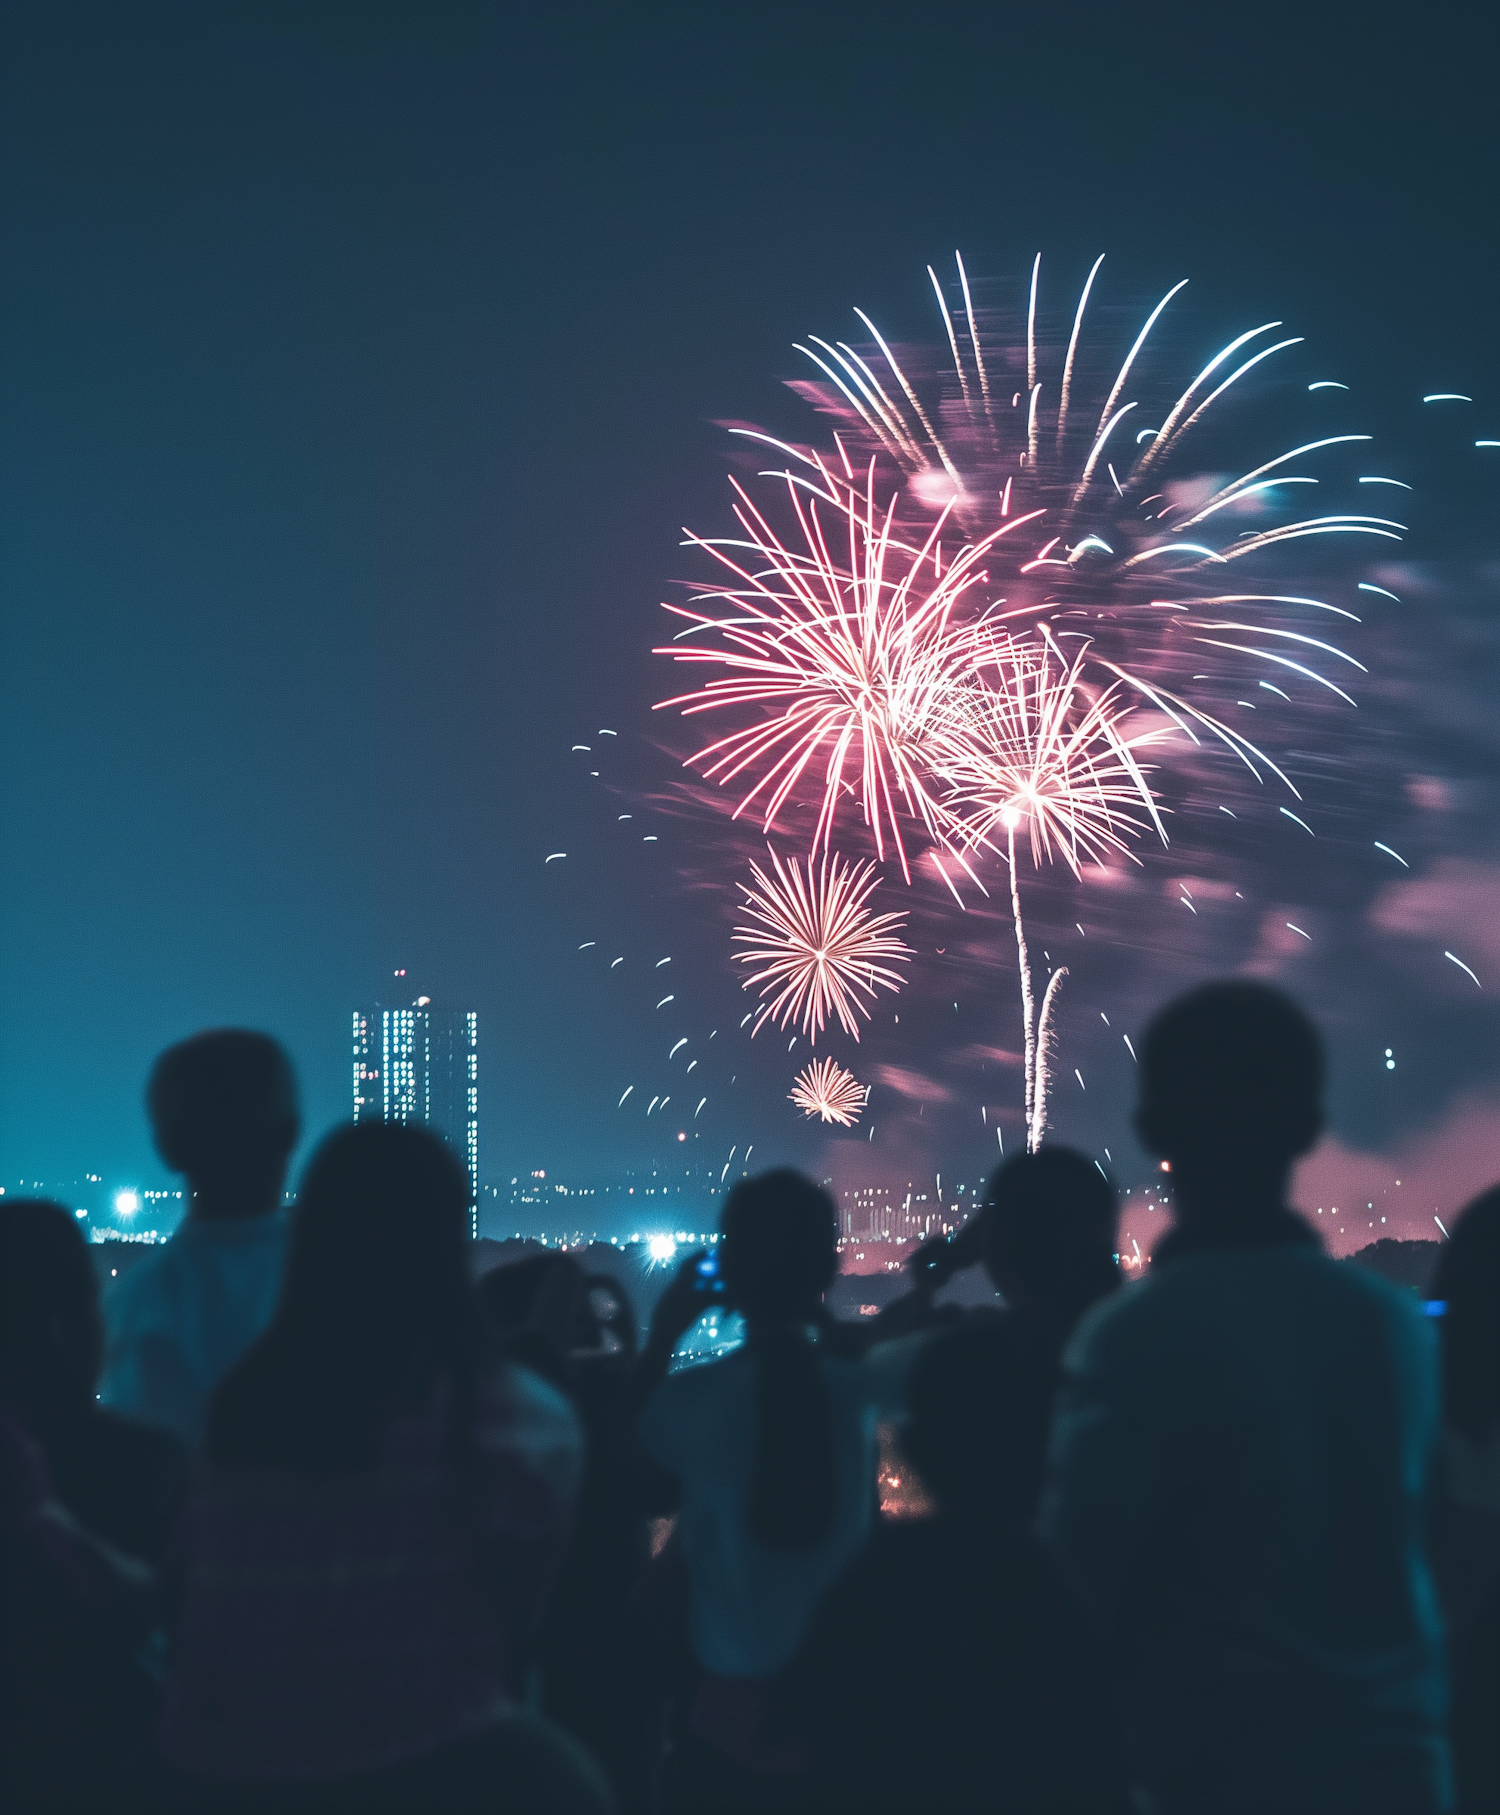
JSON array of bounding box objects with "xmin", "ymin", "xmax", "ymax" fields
[
  {"xmin": 1, "ymin": 1204, "xmax": 175, "ymax": 1811},
  {"xmin": 0, "ymin": 1199, "xmax": 185, "ymax": 1560},
  {"xmin": 158, "ymin": 1124, "xmax": 610, "ymax": 1815},
  {"xmin": 979, "ymin": 1145, "xmax": 1120, "ymax": 1342},
  {"xmin": 863, "ymin": 1145, "xmax": 1119, "ymax": 1516},
  {"xmin": 782, "ymin": 1322, "xmax": 1129, "ymax": 1813},
  {"xmin": 1428, "ymin": 1188, "xmax": 1500, "ymax": 1814},
  {"xmin": 480, "ymin": 1254, "xmax": 651, "ymax": 1811},
  {"xmin": 102, "ymin": 1031, "xmax": 300, "ymax": 1445},
  {"xmin": 638, "ymin": 1171, "xmax": 879, "ymax": 1814},
  {"xmin": 1040, "ymin": 982, "xmax": 1450, "ymax": 1815}
]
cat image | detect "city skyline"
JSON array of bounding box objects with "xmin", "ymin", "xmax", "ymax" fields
[{"xmin": 353, "ymin": 974, "xmax": 479, "ymax": 1231}]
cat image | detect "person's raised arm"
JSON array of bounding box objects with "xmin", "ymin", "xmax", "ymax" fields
[
  {"xmin": 846, "ymin": 1221, "xmax": 987, "ymax": 1352},
  {"xmin": 632, "ymin": 1251, "xmax": 715, "ymax": 1407}
]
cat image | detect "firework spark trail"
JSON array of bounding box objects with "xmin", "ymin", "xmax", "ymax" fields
[
  {"xmin": 927, "ymin": 628, "xmax": 1171, "ymax": 1145},
  {"xmin": 732, "ymin": 846, "xmax": 913, "ymax": 1041},
  {"xmin": 1034, "ymin": 965, "xmax": 1069, "ymax": 1151},
  {"xmin": 788, "ymin": 1055, "xmax": 868, "ymax": 1126}
]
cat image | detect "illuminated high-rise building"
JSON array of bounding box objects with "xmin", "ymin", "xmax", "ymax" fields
[{"xmin": 352, "ymin": 984, "xmax": 479, "ymax": 1235}]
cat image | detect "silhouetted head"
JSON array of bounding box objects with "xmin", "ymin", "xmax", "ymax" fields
[
  {"xmin": 478, "ymin": 1251, "xmax": 598, "ymax": 1385},
  {"xmin": 210, "ymin": 1121, "xmax": 479, "ymax": 1472},
  {"xmin": 279, "ymin": 1121, "xmax": 471, "ymax": 1351},
  {"xmin": 980, "ymin": 1146, "xmax": 1118, "ymax": 1321},
  {"xmin": 0, "ymin": 1200, "xmax": 102, "ymax": 1419},
  {"xmin": 481, "ymin": 1252, "xmax": 587, "ymax": 1336},
  {"xmin": 148, "ymin": 1030, "xmax": 299, "ymax": 1217},
  {"xmin": 1431, "ymin": 1185, "xmax": 1500, "ymax": 1441},
  {"xmin": 904, "ymin": 1323, "xmax": 1049, "ymax": 1525},
  {"xmin": 719, "ymin": 1171, "xmax": 838, "ymax": 1551},
  {"xmin": 719, "ymin": 1169, "xmax": 837, "ymax": 1325},
  {"xmin": 1136, "ymin": 981, "xmax": 1323, "ymax": 1200}
]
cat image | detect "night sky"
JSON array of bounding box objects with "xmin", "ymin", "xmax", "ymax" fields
[{"xmin": 3, "ymin": 3, "xmax": 1498, "ymax": 1248}]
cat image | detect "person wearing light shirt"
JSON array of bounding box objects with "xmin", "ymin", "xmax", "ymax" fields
[{"xmin": 101, "ymin": 1030, "xmax": 299, "ymax": 1447}]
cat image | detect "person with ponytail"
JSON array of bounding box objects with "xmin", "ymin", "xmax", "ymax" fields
[{"xmin": 636, "ymin": 1170, "xmax": 878, "ymax": 1811}]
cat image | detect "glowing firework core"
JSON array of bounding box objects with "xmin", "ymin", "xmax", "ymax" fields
[{"xmin": 788, "ymin": 1056, "xmax": 867, "ymax": 1126}]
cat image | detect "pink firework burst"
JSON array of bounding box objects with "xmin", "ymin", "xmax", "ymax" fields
[
  {"xmin": 785, "ymin": 252, "xmax": 1383, "ymax": 789},
  {"xmin": 929, "ymin": 624, "xmax": 1172, "ymax": 1151},
  {"xmin": 655, "ymin": 443, "xmax": 1042, "ymax": 880},
  {"xmin": 733, "ymin": 846, "xmax": 912, "ymax": 1041},
  {"xmin": 932, "ymin": 624, "xmax": 1171, "ymax": 874},
  {"xmin": 788, "ymin": 1056, "xmax": 867, "ymax": 1126}
]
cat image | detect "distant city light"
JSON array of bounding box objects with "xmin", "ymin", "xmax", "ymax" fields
[
  {"xmin": 647, "ymin": 1234, "xmax": 677, "ymax": 1264},
  {"xmin": 114, "ymin": 1189, "xmax": 139, "ymax": 1215}
]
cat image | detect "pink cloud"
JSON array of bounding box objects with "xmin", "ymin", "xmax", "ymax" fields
[
  {"xmin": 957, "ymin": 1041, "xmax": 1025, "ymax": 1069},
  {"xmin": 867, "ymin": 1063, "xmax": 957, "ymax": 1106},
  {"xmin": 1241, "ymin": 908, "xmax": 1318, "ymax": 978},
  {"xmin": 1405, "ymin": 775, "xmax": 1455, "ymax": 813},
  {"xmin": 1292, "ymin": 1089, "xmax": 1500, "ymax": 1254},
  {"xmin": 1368, "ymin": 858, "xmax": 1500, "ymax": 978}
]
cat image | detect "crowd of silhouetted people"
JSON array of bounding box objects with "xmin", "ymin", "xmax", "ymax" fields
[{"xmin": 2, "ymin": 980, "xmax": 1499, "ymax": 1813}]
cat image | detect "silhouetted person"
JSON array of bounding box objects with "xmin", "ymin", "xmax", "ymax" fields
[
  {"xmin": 159, "ymin": 1123, "xmax": 608, "ymax": 1815},
  {"xmin": 780, "ymin": 1322, "xmax": 1130, "ymax": 1813},
  {"xmin": 1, "ymin": 1403, "xmax": 159, "ymax": 1812},
  {"xmin": 1040, "ymin": 981, "xmax": 1449, "ymax": 1815},
  {"xmin": 637, "ymin": 1171, "xmax": 879, "ymax": 1813},
  {"xmin": 1, "ymin": 1200, "xmax": 180, "ymax": 1806},
  {"xmin": 101, "ymin": 1030, "xmax": 300, "ymax": 1445},
  {"xmin": 982, "ymin": 1144, "xmax": 1120, "ymax": 1336},
  {"xmin": 480, "ymin": 1254, "xmax": 653, "ymax": 1812},
  {"xmin": 0, "ymin": 1199, "xmax": 186, "ymax": 1562},
  {"xmin": 860, "ymin": 1147, "xmax": 1120, "ymax": 1511},
  {"xmin": 481, "ymin": 1251, "xmax": 601, "ymax": 1390},
  {"xmin": 870, "ymin": 1144, "xmax": 1118, "ymax": 1343},
  {"xmin": 1428, "ymin": 1187, "xmax": 1500, "ymax": 1813}
]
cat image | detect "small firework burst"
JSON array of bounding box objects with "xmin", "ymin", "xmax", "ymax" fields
[
  {"xmin": 789, "ymin": 1055, "xmax": 867, "ymax": 1126},
  {"xmin": 733, "ymin": 846, "xmax": 912, "ymax": 1041}
]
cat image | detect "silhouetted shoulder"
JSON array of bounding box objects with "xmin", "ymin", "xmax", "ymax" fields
[{"xmin": 1064, "ymin": 1241, "xmax": 1431, "ymax": 1379}]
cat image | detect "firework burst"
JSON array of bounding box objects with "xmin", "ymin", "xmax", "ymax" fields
[
  {"xmin": 933, "ymin": 625, "xmax": 1171, "ymax": 872},
  {"xmin": 733, "ymin": 846, "xmax": 913, "ymax": 1040},
  {"xmin": 930, "ymin": 626, "xmax": 1173, "ymax": 1148},
  {"xmin": 788, "ymin": 1055, "xmax": 867, "ymax": 1126},
  {"xmin": 654, "ymin": 446, "xmax": 1042, "ymax": 880},
  {"xmin": 787, "ymin": 253, "xmax": 1389, "ymax": 798},
  {"xmin": 778, "ymin": 254, "xmax": 1390, "ymax": 1132},
  {"xmin": 657, "ymin": 253, "xmax": 1394, "ymax": 1134}
]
